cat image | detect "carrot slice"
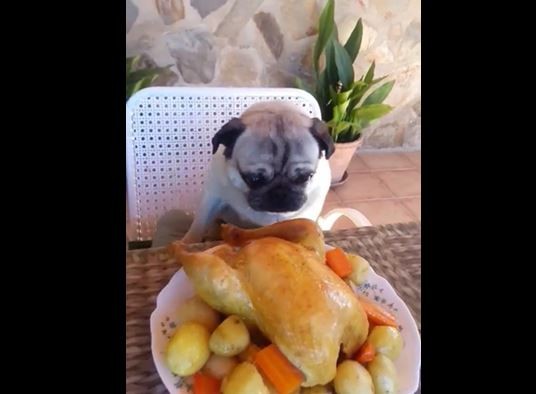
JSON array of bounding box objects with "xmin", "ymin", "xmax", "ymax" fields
[
  {"xmin": 354, "ymin": 341, "xmax": 376, "ymax": 364},
  {"xmin": 254, "ymin": 344, "xmax": 303, "ymax": 394},
  {"xmin": 358, "ymin": 297, "xmax": 398, "ymax": 327},
  {"xmin": 325, "ymin": 248, "xmax": 353, "ymax": 278},
  {"xmin": 193, "ymin": 372, "xmax": 220, "ymax": 394}
]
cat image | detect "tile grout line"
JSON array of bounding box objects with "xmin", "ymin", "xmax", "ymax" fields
[
  {"xmin": 396, "ymin": 199, "xmax": 419, "ymax": 221},
  {"xmin": 329, "ymin": 175, "xmax": 421, "ymax": 202},
  {"xmin": 331, "ymin": 196, "xmax": 421, "ymax": 207},
  {"xmin": 324, "ymin": 199, "xmax": 419, "ymax": 223},
  {"xmin": 347, "ymin": 166, "xmax": 417, "ymax": 174},
  {"xmin": 330, "ymin": 170, "xmax": 394, "ymax": 201},
  {"xmin": 374, "ymin": 170, "xmax": 420, "ymax": 200},
  {"xmin": 373, "ymin": 172, "xmax": 398, "ymax": 199},
  {"xmin": 398, "ymin": 199, "xmax": 420, "ymax": 221}
]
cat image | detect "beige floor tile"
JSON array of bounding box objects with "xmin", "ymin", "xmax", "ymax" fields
[
  {"xmin": 404, "ymin": 151, "xmax": 421, "ymax": 168},
  {"xmin": 376, "ymin": 170, "xmax": 421, "ymax": 197},
  {"xmin": 346, "ymin": 155, "xmax": 370, "ymax": 173},
  {"xmin": 359, "ymin": 152, "xmax": 415, "ymax": 170},
  {"xmin": 400, "ymin": 198, "xmax": 421, "ymax": 220},
  {"xmin": 334, "ymin": 173, "xmax": 394, "ymax": 202},
  {"xmin": 321, "ymin": 202, "xmax": 342, "ymax": 216},
  {"xmin": 325, "ymin": 190, "xmax": 341, "ymax": 203},
  {"xmin": 342, "ymin": 199, "xmax": 416, "ymax": 225}
]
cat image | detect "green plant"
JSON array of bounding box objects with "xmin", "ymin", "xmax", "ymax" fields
[
  {"xmin": 126, "ymin": 56, "xmax": 171, "ymax": 101},
  {"xmin": 297, "ymin": 0, "xmax": 395, "ymax": 143}
]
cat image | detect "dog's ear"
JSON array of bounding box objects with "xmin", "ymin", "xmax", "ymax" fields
[
  {"xmin": 212, "ymin": 118, "xmax": 246, "ymax": 158},
  {"xmin": 309, "ymin": 118, "xmax": 335, "ymax": 159}
]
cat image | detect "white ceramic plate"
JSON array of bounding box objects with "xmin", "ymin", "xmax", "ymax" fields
[{"xmin": 150, "ymin": 245, "xmax": 421, "ymax": 393}]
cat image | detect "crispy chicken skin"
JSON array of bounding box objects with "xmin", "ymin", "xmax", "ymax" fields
[{"xmin": 170, "ymin": 219, "xmax": 369, "ymax": 386}]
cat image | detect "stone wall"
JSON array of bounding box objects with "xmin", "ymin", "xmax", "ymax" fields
[{"xmin": 126, "ymin": 0, "xmax": 421, "ymax": 150}]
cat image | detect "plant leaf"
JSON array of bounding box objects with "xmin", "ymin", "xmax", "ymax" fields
[
  {"xmin": 315, "ymin": 71, "xmax": 331, "ymax": 120},
  {"xmin": 356, "ymin": 104, "xmax": 393, "ymax": 122},
  {"xmin": 344, "ymin": 18, "xmax": 363, "ymax": 63},
  {"xmin": 371, "ymin": 75, "xmax": 388, "ymax": 85},
  {"xmin": 326, "ymin": 119, "xmax": 338, "ymax": 128},
  {"xmin": 349, "ymin": 107, "xmax": 360, "ymax": 122},
  {"xmin": 338, "ymin": 119, "xmax": 363, "ymax": 142},
  {"xmin": 344, "ymin": 120, "xmax": 360, "ymax": 129},
  {"xmin": 333, "ymin": 104, "xmax": 344, "ymax": 122},
  {"xmin": 126, "ymin": 58, "xmax": 172, "ymax": 100},
  {"xmin": 313, "ymin": 0, "xmax": 335, "ymax": 75},
  {"xmin": 339, "ymin": 126, "xmax": 361, "ymax": 142},
  {"xmin": 336, "ymin": 88, "xmax": 353, "ymax": 105},
  {"xmin": 348, "ymin": 81, "xmax": 370, "ymax": 101},
  {"xmin": 363, "ymin": 81, "xmax": 395, "ymax": 106},
  {"xmin": 335, "ymin": 100, "xmax": 350, "ymax": 117},
  {"xmin": 126, "ymin": 56, "xmax": 141, "ymax": 73},
  {"xmin": 330, "ymin": 120, "xmax": 354, "ymax": 142},
  {"xmin": 336, "ymin": 121, "xmax": 354, "ymax": 132},
  {"xmin": 324, "ymin": 40, "xmax": 339, "ymax": 89},
  {"xmin": 332, "ymin": 40, "xmax": 354, "ymax": 89},
  {"xmin": 346, "ymin": 81, "xmax": 373, "ymax": 112},
  {"xmin": 126, "ymin": 67, "xmax": 169, "ymax": 83},
  {"xmin": 328, "ymin": 84, "xmax": 338, "ymax": 104},
  {"xmin": 351, "ymin": 80, "xmax": 368, "ymax": 91},
  {"xmin": 126, "ymin": 57, "xmax": 136, "ymax": 74},
  {"xmin": 364, "ymin": 61, "xmax": 375, "ymax": 83},
  {"xmin": 127, "ymin": 78, "xmax": 147, "ymax": 100}
]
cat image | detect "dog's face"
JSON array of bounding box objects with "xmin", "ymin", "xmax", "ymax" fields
[{"xmin": 212, "ymin": 102, "xmax": 335, "ymax": 213}]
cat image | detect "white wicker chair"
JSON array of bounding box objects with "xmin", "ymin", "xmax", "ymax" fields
[{"xmin": 126, "ymin": 87, "xmax": 371, "ymax": 242}]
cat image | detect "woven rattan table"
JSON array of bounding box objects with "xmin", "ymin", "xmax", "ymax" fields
[{"xmin": 126, "ymin": 222, "xmax": 421, "ymax": 394}]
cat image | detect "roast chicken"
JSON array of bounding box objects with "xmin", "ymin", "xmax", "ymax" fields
[{"xmin": 170, "ymin": 219, "xmax": 369, "ymax": 387}]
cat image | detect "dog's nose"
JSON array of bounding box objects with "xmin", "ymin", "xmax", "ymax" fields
[
  {"xmin": 267, "ymin": 188, "xmax": 306, "ymax": 212},
  {"xmin": 269, "ymin": 188, "xmax": 286, "ymax": 198}
]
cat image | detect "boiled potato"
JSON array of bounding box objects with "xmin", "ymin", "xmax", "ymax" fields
[
  {"xmin": 367, "ymin": 354, "xmax": 398, "ymax": 394},
  {"xmin": 222, "ymin": 362, "xmax": 269, "ymax": 394},
  {"xmin": 264, "ymin": 380, "xmax": 281, "ymax": 394},
  {"xmin": 209, "ymin": 315, "xmax": 250, "ymax": 356},
  {"xmin": 165, "ymin": 322, "xmax": 210, "ymax": 376},
  {"xmin": 347, "ymin": 254, "xmax": 370, "ymax": 285},
  {"xmin": 301, "ymin": 385, "xmax": 334, "ymax": 393},
  {"xmin": 334, "ymin": 360, "xmax": 374, "ymax": 394},
  {"xmin": 203, "ymin": 354, "xmax": 238, "ymax": 380},
  {"xmin": 368, "ymin": 326, "xmax": 403, "ymax": 360},
  {"xmin": 176, "ymin": 296, "xmax": 220, "ymax": 332}
]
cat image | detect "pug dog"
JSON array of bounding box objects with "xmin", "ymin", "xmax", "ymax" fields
[{"xmin": 181, "ymin": 101, "xmax": 335, "ymax": 243}]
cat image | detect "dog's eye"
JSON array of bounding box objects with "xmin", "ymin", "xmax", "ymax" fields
[
  {"xmin": 293, "ymin": 172, "xmax": 314, "ymax": 185},
  {"xmin": 242, "ymin": 173, "xmax": 269, "ymax": 189}
]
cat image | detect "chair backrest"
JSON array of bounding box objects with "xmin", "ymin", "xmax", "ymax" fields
[{"xmin": 126, "ymin": 87, "xmax": 322, "ymax": 241}]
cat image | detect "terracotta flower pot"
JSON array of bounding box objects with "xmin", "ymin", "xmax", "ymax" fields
[{"xmin": 328, "ymin": 137, "xmax": 363, "ymax": 184}]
